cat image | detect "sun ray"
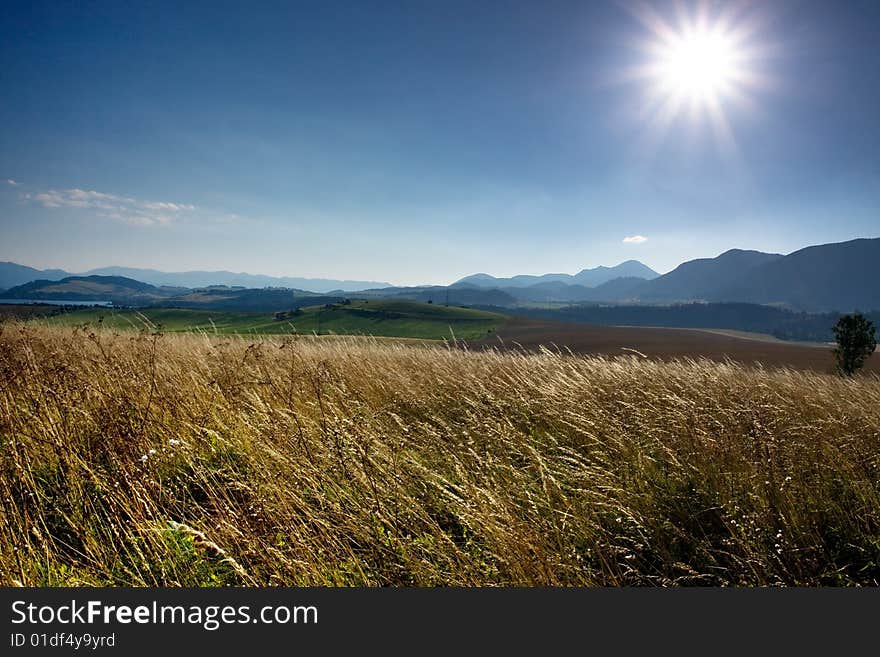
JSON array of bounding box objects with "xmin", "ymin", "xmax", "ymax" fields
[{"xmin": 622, "ymin": 1, "xmax": 769, "ymax": 161}]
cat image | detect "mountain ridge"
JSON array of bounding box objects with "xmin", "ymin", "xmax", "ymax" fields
[
  {"xmin": 3, "ymin": 237, "xmax": 879, "ymax": 312},
  {"xmin": 0, "ymin": 263, "xmax": 391, "ymax": 294},
  {"xmin": 81, "ymin": 267, "xmax": 391, "ymax": 293},
  {"xmin": 455, "ymin": 260, "xmax": 659, "ymax": 289},
  {"xmin": 633, "ymin": 249, "xmax": 784, "ymax": 302},
  {"xmin": 715, "ymin": 238, "xmax": 880, "ymax": 311}
]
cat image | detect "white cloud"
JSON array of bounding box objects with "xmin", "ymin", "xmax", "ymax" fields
[
  {"xmin": 623, "ymin": 235, "xmax": 648, "ymax": 244},
  {"xmin": 26, "ymin": 187, "xmax": 195, "ymax": 227},
  {"xmin": 6, "ymin": 179, "xmax": 19, "ymax": 186}
]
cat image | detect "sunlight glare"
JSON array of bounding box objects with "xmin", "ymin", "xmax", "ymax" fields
[
  {"xmin": 658, "ymin": 31, "xmax": 737, "ymax": 101},
  {"xmin": 622, "ymin": 2, "xmax": 770, "ymax": 161}
]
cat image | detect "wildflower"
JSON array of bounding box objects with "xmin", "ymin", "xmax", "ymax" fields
[
  {"xmin": 169, "ymin": 439, "xmax": 181, "ymax": 447},
  {"xmin": 141, "ymin": 455, "xmax": 148, "ymax": 463},
  {"xmin": 148, "ymin": 449, "xmax": 157, "ymax": 455}
]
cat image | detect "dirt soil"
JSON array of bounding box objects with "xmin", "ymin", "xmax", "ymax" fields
[{"xmin": 470, "ymin": 317, "xmax": 880, "ymax": 374}]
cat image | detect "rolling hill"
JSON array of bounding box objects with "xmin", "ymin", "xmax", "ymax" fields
[
  {"xmin": 163, "ymin": 286, "xmax": 338, "ymax": 311},
  {"xmin": 0, "ymin": 275, "xmax": 176, "ymax": 305},
  {"xmin": 0, "ymin": 276, "xmax": 348, "ymax": 311},
  {"xmin": 38, "ymin": 300, "xmax": 506, "ymax": 340},
  {"xmin": 353, "ymin": 285, "xmax": 518, "ymax": 307}
]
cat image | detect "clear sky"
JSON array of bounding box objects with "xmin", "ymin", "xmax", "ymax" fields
[{"xmin": 1, "ymin": 0, "xmax": 878, "ymax": 285}]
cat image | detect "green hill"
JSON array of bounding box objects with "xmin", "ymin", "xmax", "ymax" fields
[
  {"xmin": 165, "ymin": 287, "xmax": 336, "ymax": 311},
  {"xmin": 38, "ymin": 300, "xmax": 506, "ymax": 340},
  {"xmin": 0, "ymin": 275, "xmax": 177, "ymax": 304}
]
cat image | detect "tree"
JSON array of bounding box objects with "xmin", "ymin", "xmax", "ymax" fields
[{"xmin": 832, "ymin": 313, "xmax": 877, "ymax": 375}]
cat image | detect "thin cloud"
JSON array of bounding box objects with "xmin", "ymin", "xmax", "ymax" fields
[
  {"xmin": 26, "ymin": 187, "xmax": 195, "ymax": 227},
  {"xmin": 623, "ymin": 235, "xmax": 648, "ymax": 244},
  {"xmin": 6, "ymin": 179, "xmax": 19, "ymax": 186}
]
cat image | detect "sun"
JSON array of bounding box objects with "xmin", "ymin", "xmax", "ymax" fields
[
  {"xmin": 657, "ymin": 30, "xmax": 739, "ymax": 101},
  {"xmin": 623, "ymin": 2, "xmax": 768, "ymax": 156}
]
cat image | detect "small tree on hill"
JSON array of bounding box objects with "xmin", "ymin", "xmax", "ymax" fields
[{"xmin": 832, "ymin": 313, "xmax": 876, "ymax": 376}]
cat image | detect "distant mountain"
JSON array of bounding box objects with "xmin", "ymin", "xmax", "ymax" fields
[
  {"xmin": 585, "ymin": 276, "xmax": 650, "ymax": 302},
  {"xmin": 0, "ymin": 262, "xmax": 71, "ymax": 291},
  {"xmin": 623, "ymin": 238, "xmax": 880, "ymax": 311},
  {"xmin": 503, "ymin": 281, "xmax": 597, "ymax": 303},
  {"xmin": 500, "ymin": 275, "xmax": 661, "ymax": 304},
  {"xmin": 718, "ymin": 238, "xmax": 880, "ymax": 312},
  {"xmin": 0, "ymin": 275, "xmax": 174, "ymax": 305},
  {"xmin": 453, "ymin": 239, "xmax": 880, "ymax": 311},
  {"xmin": 572, "ymin": 260, "xmax": 660, "ymax": 287},
  {"xmin": 0, "ymin": 262, "xmax": 391, "ymax": 293},
  {"xmin": 303, "ymin": 238, "xmax": 880, "ymax": 312},
  {"xmin": 455, "ymin": 260, "xmax": 659, "ymax": 289},
  {"xmin": 3, "ymin": 238, "xmax": 878, "ymax": 311},
  {"xmin": 454, "ymin": 272, "xmax": 570, "ymax": 288},
  {"xmin": 454, "ymin": 273, "xmax": 496, "ymax": 286},
  {"xmin": 635, "ymin": 249, "xmax": 783, "ymax": 302},
  {"xmin": 83, "ymin": 267, "xmax": 391, "ymax": 293}
]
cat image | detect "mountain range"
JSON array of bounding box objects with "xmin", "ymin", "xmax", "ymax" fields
[
  {"xmin": 0, "ymin": 263, "xmax": 390, "ymax": 294},
  {"xmin": 632, "ymin": 249, "xmax": 783, "ymax": 302},
  {"xmin": 455, "ymin": 260, "xmax": 659, "ymax": 288},
  {"xmin": 453, "ymin": 238, "xmax": 880, "ymax": 312},
  {"xmin": 2, "ymin": 237, "xmax": 879, "ymax": 312},
  {"xmin": 630, "ymin": 238, "xmax": 880, "ymax": 311}
]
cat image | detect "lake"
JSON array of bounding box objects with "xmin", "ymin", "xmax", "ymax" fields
[{"xmin": 0, "ymin": 299, "xmax": 113, "ymax": 307}]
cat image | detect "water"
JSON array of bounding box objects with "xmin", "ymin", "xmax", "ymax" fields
[{"xmin": 0, "ymin": 299, "xmax": 113, "ymax": 307}]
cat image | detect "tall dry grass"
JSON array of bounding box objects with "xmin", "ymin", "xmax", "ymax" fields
[{"xmin": 1, "ymin": 323, "xmax": 879, "ymax": 586}]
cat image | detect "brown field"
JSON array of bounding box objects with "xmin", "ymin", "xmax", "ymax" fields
[
  {"xmin": 2, "ymin": 323, "xmax": 880, "ymax": 586},
  {"xmin": 472, "ymin": 318, "xmax": 880, "ymax": 374}
]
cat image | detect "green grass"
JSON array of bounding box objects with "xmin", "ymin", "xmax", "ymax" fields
[{"xmin": 37, "ymin": 301, "xmax": 506, "ymax": 340}]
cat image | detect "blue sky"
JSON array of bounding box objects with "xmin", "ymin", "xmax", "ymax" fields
[{"xmin": 1, "ymin": 0, "xmax": 878, "ymax": 285}]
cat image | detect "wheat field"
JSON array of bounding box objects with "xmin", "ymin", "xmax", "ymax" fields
[{"xmin": 1, "ymin": 323, "xmax": 879, "ymax": 586}]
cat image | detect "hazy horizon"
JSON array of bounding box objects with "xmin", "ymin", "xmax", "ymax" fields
[
  {"xmin": 3, "ymin": 1, "xmax": 879, "ymax": 286},
  {"xmin": 0, "ymin": 247, "xmax": 789, "ymax": 287}
]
